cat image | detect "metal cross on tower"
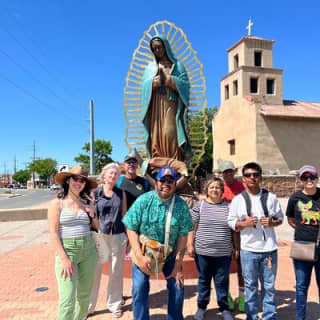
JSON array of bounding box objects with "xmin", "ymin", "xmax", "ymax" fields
[{"xmin": 246, "ymin": 18, "xmax": 254, "ymax": 36}]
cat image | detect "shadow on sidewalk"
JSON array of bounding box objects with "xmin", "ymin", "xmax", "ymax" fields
[
  {"xmin": 275, "ymin": 289, "xmax": 319, "ymax": 318},
  {"xmin": 147, "ymin": 284, "xmax": 198, "ymax": 310}
]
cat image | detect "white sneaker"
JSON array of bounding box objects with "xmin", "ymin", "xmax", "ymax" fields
[
  {"xmin": 194, "ymin": 308, "xmax": 206, "ymax": 320},
  {"xmin": 222, "ymin": 310, "xmax": 233, "ymax": 320}
]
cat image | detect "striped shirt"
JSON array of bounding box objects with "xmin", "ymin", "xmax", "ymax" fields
[
  {"xmin": 191, "ymin": 200, "xmax": 233, "ymax": 257},
  {"xmin": 59, "ymin": 203, "xmax": 91, "ymax": 239}
]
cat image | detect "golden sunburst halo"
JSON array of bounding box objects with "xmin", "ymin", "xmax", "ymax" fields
[{"xmin": 123, "ymin": 20, "xmax": 208, "ymax": 177}]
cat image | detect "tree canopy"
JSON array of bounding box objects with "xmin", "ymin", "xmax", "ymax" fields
[
  {"xmin": 74, "ymin": 139, "xmax": 113, "ymax": 174},
  {"xmin": 12, "ymin": 169, "xmax": 31, "ymax": 184},
  {"xmin": 28, "ymin": 158, "xmax": 57, "ymax": 184},
  {"xmin": 192, "ymin": 107, "xmax": 217, "ymax": 177}
]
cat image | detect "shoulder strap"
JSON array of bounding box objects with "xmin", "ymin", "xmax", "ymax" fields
[
  {"xmin": 260, "ymin": 188, "xmax": 269, "ymax": 217},
  {"xmin": 199, "ymin": 200, "xmax": 204, "ymax": 215},
  {"xmin": 241, "ymin": 190, "xmax": 251, "ymax": 216},
  {"xmin": 144, "ymin": 178, "xmax": 149, "ymax": 192},
  {"xmin": 164, "ymin": 195, "xmax": 175, "ymax": 259},
  {"xmin": 116, "ymin": 175, "xmax": 124, "ymax": 188}
]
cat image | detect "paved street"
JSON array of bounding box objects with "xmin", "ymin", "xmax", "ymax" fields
[{"xmin": 0, "ymin": 189, "xmax": 55, "ymax": 209}]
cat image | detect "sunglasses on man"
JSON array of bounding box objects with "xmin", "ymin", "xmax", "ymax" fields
[
  {"xmin": 243, "ymin": 172, "xmax": 261, "ymax": 178},
  {"xmin": 158, "ymin": 178, "xmax": 175, "ymax": 184},
  {"xmin": 126, "ymin": 160, "xmax": 138, "ymax": 165},
  {"xmin": 300, "ymin": 174, "xmax": 318, "ymax": 181}
]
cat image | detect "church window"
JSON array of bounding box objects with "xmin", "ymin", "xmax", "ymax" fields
[
  {"xmin": 228, "ymin": 139, "xmax": 235, "ymax": 155},
  {"xmin": 233, "ymin": 80, "xmax": 238, "ymax": 96},
  {"xmin": 234, "ymin": 54, "xmax": 239, "ymax": 69},
  {"xmin": 254, "ymin": 51, "xmax": 262, "ymax": 67},
  {"xmin": 267, "ymin": 79, "xmax": 275, "ymax": 94},
  {"xmin": 225, "ymin": 85, "xmax": 230, "ymax": 100},
  {"xmin": 250, "ymin": 78, "xmax": 258, "ymax": 94}
]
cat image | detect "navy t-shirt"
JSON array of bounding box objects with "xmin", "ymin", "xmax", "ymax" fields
[{"xmin": 286, "ymin": 188, "xmax": 320, "ymax": 242}]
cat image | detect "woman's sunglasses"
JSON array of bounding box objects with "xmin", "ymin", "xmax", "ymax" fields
[
  {"xmin": 71, "ymin": 175, "xmax": 87, "ymax": 184},
  {"xmin": 301, "ymin": 175, "xmax": 318, "ymax": 181}
]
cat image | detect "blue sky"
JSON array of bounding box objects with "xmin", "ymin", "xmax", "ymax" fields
[{"xmin": 1, "ymin": 0, "xmax": 319, "ymax": 174}]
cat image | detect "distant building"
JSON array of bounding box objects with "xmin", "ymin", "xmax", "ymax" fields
[{"xmin": 213, "ymin": 35, "xmax": 320, "ymax": 174}]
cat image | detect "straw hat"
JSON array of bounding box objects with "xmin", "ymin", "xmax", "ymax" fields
[{"xmin": 54, "ymin": 165, "xmax": 98, "ymax": 190}]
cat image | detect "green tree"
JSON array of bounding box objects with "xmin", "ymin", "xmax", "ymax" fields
[
  {"xmin": 12, "ymin": 169, "xmax": 31, "ymax": 184},
  {"xmin": 28, "ymin": 158, "xmax": 57, "ymax": 185},
  {"xmin": 74, "ymin": 139, "xmax": 113, "ymax": 173},
  {"xmin": 193, "ymin": 107, "xmax": 218, "ymax": 177}
]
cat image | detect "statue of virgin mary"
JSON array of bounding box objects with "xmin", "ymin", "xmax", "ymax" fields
[{"xmin": 141, "ymin": 34, "xmax": 192, "ymax": 165}]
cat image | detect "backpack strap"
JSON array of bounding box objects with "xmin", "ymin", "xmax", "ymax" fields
[
  {"xmin": 260, "ymin": 188, "xmax": 269, "ymax": 217},
  {"xmin": 241, "ymin": 190, "xmax": 251, "ymax": 216},
  {"xmin": 241, "ymin": 189, "xmax": 269, "ymax": 217}
]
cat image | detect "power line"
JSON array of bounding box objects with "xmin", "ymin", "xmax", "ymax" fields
[
  {"xmin": 0, "ymin": 7, "xmax": 82, "ymax": 108},
  {"xmin": 0, "ymin": 47, "xmax": 87, "ymax": 119},
  {"xmin": 0, "ymin": 72, "xmax": 85, "ymax": 129}
]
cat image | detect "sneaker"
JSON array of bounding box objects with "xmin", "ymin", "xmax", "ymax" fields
[
  {"xmin": 228, "ymin": 295, "xmax": 235, "ymax": 310},
  {"xmin": 194, "ymin": 308, "xmax": 206, "ymax": 320},
  {"xmin": 222, "ymin": 310, "xmax": 233, "ymax": 320},
  {"xmin": 236, "ymin": 295, "xmax": 245, "ymax": 312}
]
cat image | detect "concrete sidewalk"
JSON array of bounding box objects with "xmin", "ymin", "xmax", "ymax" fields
[
  {"xmin": 0, "ymin": 239, "xmax": 319, "ymax": 320},
  {"xmin": 0, "ymin": 198, "xmax": 319, "ymax": 319}
]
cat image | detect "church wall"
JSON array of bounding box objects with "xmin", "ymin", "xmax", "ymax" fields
[
  {"xmin": 228, "ymin": 42, "xmax": 245, "ymax": 73},
  {"xmin": 213, "ymin": 85, "xmax": 257, "ymax": 169},
  {"xmin": 244, "ymin": 40, "xmax": 273, "ymax": 68},
  {"xmin": 257, "ymin": 115, "xmax": 320, "ymax": 173}
]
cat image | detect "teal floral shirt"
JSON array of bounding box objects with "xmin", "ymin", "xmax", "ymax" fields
[{"xmin": 122, "ymin": 190, "xmax": 193, "ymax": 253}]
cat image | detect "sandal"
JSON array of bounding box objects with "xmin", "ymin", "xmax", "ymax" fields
[{"xmin": 112, "ymin": 310, "xmax": 123, "ymax": 318}]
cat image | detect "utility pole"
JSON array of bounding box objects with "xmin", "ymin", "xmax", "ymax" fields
[
  {"xmin": 14, "ymin": 154, "xmax": 17, "ymax": 174},
  {"xmin": 89, "ymin": 100, "xmax": 95, "ymax": 175},
  {"xmin": 33, "ymin": 140, "xmax": 36, "ymax": 188}
]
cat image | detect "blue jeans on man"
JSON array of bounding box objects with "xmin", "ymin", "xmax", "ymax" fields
[
  {"xmin": 195, "ymin": 254, "xmax": 231, "ymax": 312},
  {"xmin": 293, "ymin": 258, "xmax": 320, "ymax": 320},
  {"xmin": 240, "ymin": 250, "xmax": 277, "ymax": 320},
  {"xmin": 132, "ymin": 255, "xmax": 184, "ymax": 320}
]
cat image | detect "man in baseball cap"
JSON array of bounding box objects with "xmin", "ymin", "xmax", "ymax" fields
[
  {"xmin": 219, "ymin": 160, "xmax": 246, "ymax": 312},
  {"xmin": 122, "ymin": 166, "xmax": 193, "ymax": 319}
]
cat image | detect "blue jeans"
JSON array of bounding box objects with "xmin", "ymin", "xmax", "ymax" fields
[
  {"xmin": 293, "ymin": 257, "xmax": 320, "ymax": 320},
  {"xmin": 132, "ymin": 255, "xmax": 184, "ymax": 320},
  {"xmin": 240, "ymin": 250, "xmax": 277, "ymax": 320},
  {"xmin": 195, "ymin": 254, "xmax": 231, "ymax": 312}
]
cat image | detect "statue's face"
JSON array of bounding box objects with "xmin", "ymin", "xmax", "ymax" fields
[{"xmin": 151, "ymin": 39, "xmax": 165, "ymax": 60}]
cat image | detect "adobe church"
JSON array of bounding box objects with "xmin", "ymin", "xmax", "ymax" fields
[{"xmin": 213, "ymin": 26, "xmax": 320, "ymax": 174}]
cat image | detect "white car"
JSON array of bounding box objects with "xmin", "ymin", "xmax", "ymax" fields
[{"xmin": 50, "ymin": 184, "xmax": 61, "ymax": 191}]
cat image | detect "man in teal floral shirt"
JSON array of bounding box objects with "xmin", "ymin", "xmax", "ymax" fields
[{"xmin": 122, "ymin": 167, "xmax": 193, "ymax": 320}]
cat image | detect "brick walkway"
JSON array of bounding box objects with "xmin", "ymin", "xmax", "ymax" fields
[{"xmin": 0, "ymin": 239, "xmax": 319, "ymax": 319}]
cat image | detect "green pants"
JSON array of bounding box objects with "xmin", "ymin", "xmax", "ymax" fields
[{"xmin": 55, "ymin": 235, "xmax": 97, "ymax": 320}]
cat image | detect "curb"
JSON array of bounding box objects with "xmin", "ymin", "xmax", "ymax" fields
[{"xmin": 0, "ymin": 208, "xmax": 47, "ymax": 222}]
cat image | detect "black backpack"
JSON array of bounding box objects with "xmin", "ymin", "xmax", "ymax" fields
[{"xmin": 241, "ymin": 188, "xmax": 269, "ymax": 217}]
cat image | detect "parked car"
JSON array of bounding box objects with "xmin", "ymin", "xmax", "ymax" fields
[{"xmin": 50, "ymin": 183, "xmax": 61, "ymax": 191}]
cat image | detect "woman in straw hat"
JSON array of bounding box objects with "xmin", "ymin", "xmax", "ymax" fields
[
  {"xmin": 87, "ymin": 162, "xmax": 127, "ymax": 318},
  {"xmin": 48, "ymin": 165, "xmax": 98, "ymax": 320}
]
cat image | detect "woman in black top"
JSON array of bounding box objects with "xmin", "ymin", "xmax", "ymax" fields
[
  {"xmin": 286, "ymin": 165, "xmax": 320, "ymax": 320},
  {"xmin": 88, "ymin": 163, "xmax": 127, "ymax": 318}
]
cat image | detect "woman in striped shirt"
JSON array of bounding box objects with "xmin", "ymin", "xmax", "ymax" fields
[
  {"xmin": 48, "ymin": 166, "xmax": 98, "ymax": 320},
  {"xmin": 188, "ymin": 177, "xmax": 234, "ymax": 320}
]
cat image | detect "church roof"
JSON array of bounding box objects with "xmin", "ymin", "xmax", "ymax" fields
[
  {"xmin": 261, "ymin": 100, "xmax": 320, "ymax": 119},
  {"xmin": 227, "ymin": 36, "xmax": 274, "ymax": 52}
]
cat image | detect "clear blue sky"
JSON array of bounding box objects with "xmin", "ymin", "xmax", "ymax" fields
[{"xmin": 1, "ymin": 0, "xmax": 319, "ymax": 174}]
